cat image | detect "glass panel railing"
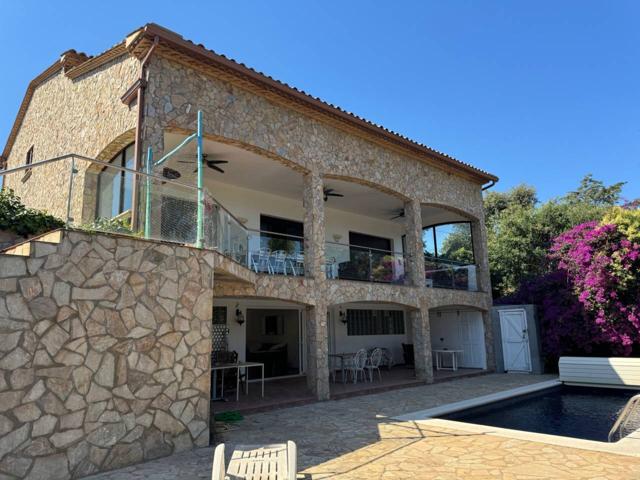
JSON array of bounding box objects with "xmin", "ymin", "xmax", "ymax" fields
[
  {"xmin": 424, "ymin": 256, "xmax": 478, "ymax": 291},
  {"xmin": 202, "ymin": 194, "xmax": 249, "ymax": 265},
  {"xmin": 325, "ymin": 242, "xmax": 407, "ymax": 284},
  {"xmin": 246, "ymin": 229, "xmax": 305, "ymax": 276}
]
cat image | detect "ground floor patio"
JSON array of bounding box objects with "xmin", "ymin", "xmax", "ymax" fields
[
  {"xmin": 212, "ymin": 367, "xmax": 485, "ymax": 414},
  {"xmin": 87, "ymin": 374, "xmax": 640, "ymax": 479}
]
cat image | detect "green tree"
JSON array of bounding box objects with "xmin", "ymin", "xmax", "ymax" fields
[
  {"xmin": 564, "ymin": 174, "xmax": 626, "ymax": 206},
  {"xmin": 438, "ymin": 223, "xmax": 474, "ymax": 264},
  {"xmin": 486, "ymin": 175, "xmax": 624, "ymax": 298}
]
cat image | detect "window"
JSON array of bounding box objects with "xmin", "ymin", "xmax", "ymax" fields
[
  {"xmin": 260, "ymin": 214, "xmax": 304, "ymax": 254},
  {"xmin": 423, "ymin": 222, "xmax": 474, "ymax": 264},
  {"xmin": 25, "ymin": 146, "xmax": 34, "ymax": 166},
  {"xmin": 97, "ymin": 144, "xmax": 134, "ymax": 218},
  {"xmin": 346, "ymin": 309, "xmax": 405, "ymax": 336},
  {"xmin": 22, "ymin": 146, "xmax": 34, "ymax": 182},
  {"xmin": 212, "ymin": 306, "xmax": 227, "ymax": 325}
]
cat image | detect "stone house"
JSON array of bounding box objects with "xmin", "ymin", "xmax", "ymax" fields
[{"xmin": 0, "ymin": 24, "xmax": 498, "ymax": 479}]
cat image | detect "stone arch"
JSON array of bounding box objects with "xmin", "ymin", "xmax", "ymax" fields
[
  {"xmin": 420, "ymin": 201, "xmax": 480, "ymax": 225},
  {"xmin": 323, "ymin": 173, "xmax": 410, "ymax": 202},
  {"xmin": 94, "ymin": 128, "xmax": 136, "ymax": 163},
  {"xmin": 164, "ymin": 126, "xmax": 310, "ymax": 175},
  {"xmin": 214, "ymin": 276, "xmax": 316, "ymax": 307},
  {"xmin": 326, "ymin": 281, "xmax": 420, "ymax": 310}
]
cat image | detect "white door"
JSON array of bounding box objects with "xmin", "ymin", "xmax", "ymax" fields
[
  {"xmin": 458, "ymin": 313, "xmax": 486, "ymax": 368},
  {"xmin": 499, "ymin": 309, "xmax": 531, "ymax": 372}
]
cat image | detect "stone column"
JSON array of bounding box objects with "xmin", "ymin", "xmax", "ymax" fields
[
  {"xmin": 302, "ymin": 171, "xmax": 330, "ymax": 399},
  {"xmin": 482, "ymin": 310, "xmax": 496, "ymax": 371},
  {"xmin": 303, "ymin": 171, "xmax": 326, "ymax": 280},
  {"xmin": 404, "ymin": 198, "xmax": 425, "ymax": 287},
  {"xmin": 409, "ymin": 302, "xmax": 434, "ymax": 383},
  {"xmin": 471, "ymin": 218, "xmax": 492, "ymax": 294},
  {"xmin": 305, "ymin": 303, "xmax": 330, "ymax": 400}
]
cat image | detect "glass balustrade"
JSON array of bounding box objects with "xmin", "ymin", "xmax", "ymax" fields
[
  {"xmin": 424, "ymin": 255, "xmax": 478, "ymax": 291},
  {"xmin": 325, "ymin": 242, "xmax": 407, "ymax": 284},
  {"xmin": 245, "ymin": 229, "xmax": 305, "ymax": 276}
]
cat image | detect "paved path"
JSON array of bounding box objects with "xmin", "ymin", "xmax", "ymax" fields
[{"xmin": 88, "ymin": 374, "xmax": 640, "ymax": 479}]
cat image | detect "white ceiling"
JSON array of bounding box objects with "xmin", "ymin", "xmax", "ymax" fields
[{"xmin": 162, "ymin": 133, "xmax": 467, "ymax": 225}]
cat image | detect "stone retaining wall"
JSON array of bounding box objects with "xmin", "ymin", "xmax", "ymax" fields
[{"xmin": 0, "ymin": 230, "xmax": 213, "ymax": 479}]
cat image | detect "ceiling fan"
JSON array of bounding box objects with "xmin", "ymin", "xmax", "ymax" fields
[
  {"xmin": 390, "ymin": 208, "xmax": 405, "ymax": 220},
  {"xmin": 323, "ymin": 188, "xmax": 344, "ymax": 202},
  {"xmin": 176, "ymin": 153, "xmax": 229, "ymax": 173}
]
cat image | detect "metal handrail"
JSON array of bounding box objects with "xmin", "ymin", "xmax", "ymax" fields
[
  {"xmin": 608, "ymin": 393, "xmax": 640, "ymax": 442},
  {"xmin": 325, "ymin": 240, "xmax": 408, "ymax": 257},
  {"xmin": 0, "ymin": 153, "xmax": 201, "ymax": 192},
  {"xmin": 246, "ymin": 228, "xmax": 305, "ymax": 242},
  {"xmin": 0, "ymin": 152, "xmax": 251, "ymax": 246}
]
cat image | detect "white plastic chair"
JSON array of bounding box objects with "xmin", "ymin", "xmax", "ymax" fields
[
  {"xmin": 212, "ymin": 442, "xmax": 297, "ymax": 480},
  {"xmin": 366, "ymin": 348, "xmax": 383, "ymax": 382}
]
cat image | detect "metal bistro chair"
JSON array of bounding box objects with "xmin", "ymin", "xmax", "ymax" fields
[
  {"xmin": 365, "ymin": 348, "xmax": 383, "ymax": 382},
  {"xmin": 251, "ymin": 248, "xmax": 274, "ymax": 274},
  {"xmin": 270, "ymin": 250, "xmax": 290, "ymax": 275},
  {"xmin": 345, "ymin": 349, "xmax": 368, "ymax": 384}
]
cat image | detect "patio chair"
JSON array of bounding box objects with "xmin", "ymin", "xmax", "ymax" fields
[
  {"xmin": 365, "ymin": 348, "xmax": 383, "ymax": 382},
  {"xmin": 251, "ymin": 248, "xmax": 273, "ymax": 274},
  {"xmin": 344, "ymin": 349, "xmax": 368, "ymax": 384},
  {"xmin": 212, "ymin": 441, "xmax": 297, "ymax": 480},
  {"xmin": 270, "ymin": 250, "xmax": 288, "ymax": 275}
]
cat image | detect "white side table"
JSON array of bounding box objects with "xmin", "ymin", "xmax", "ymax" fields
[{"xmin": 433, "ymin": 349, "xmax": 463, "ymax": 371}]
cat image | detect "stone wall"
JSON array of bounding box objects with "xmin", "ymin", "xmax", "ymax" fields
[
  {"xmin": 143, "ymin": 55, "xmax": 486, "ymax": 221},
  {"xmin": 0, "ymin": 230, "xmax": 213, "ymax": 479},
  {"xmin": 3, "ymin": 56, "xmax": 139, "ymax": 221}
]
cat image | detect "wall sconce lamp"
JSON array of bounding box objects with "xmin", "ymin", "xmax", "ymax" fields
[
  {"xmin": 339, "ymin": 308, "xmax": 347, "ymax": 325},
  {"xmin": 235, "ymin": 304, "xmax": 245, "ymax": 326}
]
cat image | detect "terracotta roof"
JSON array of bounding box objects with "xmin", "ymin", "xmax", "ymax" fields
[{"xmin": 2, "ymin": 23, "xmax": 498, "ymax": 184}]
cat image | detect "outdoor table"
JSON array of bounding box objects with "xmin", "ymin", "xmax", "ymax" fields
[
  {"xmin": 211, "ymin": 362, "xmax": 265, "ymax": 401},
  {"xmin": 328, "ymin": 352, "xmax": 356, "ymax": 384},
  {"xmin": 433, "ymin": 349, "xmax": 463, "ymax": 371}
]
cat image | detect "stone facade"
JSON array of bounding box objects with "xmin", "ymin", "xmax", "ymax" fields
[
  {"xmin": 0, "ymin": 230, "xmax": 213, "ymax": 479},
  {"xmin": 3, "ymin": 55, "xmax": 139, "ymax": 221},
  {"xmin": 0, "ymin": 26, "xmax": 498, "ymax": 479}
]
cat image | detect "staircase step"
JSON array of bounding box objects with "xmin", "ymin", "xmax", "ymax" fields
[
  {"xmin": 2, "ymin": 242, "xmax": 31, "ymax": 257},
  {"xmin": 37, "ymin": 230, "xmax": 63, "ymax": 244}
]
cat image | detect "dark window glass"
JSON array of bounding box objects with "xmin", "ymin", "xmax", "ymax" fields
[
  {"xmin": 346, "ymin": 309, "xmax": 405, "ymax": 336},
  {"xmin": 212, "ymin": 306, "xmax": 227, "ymax": 325},
  {"xmin": 349, "ymin": 232, "xmax": 391, "ymax": 252},
  {"xmin": 25, "ymin": 146, "xmax": 34, "ymax": 166},
  {"xmin": 259, "ymin": 214, "xmax": 303, "ymax": 254}
]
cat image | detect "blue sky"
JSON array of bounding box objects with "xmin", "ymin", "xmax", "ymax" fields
[{"xmin": 1, "ymin": 1, "xmax": 638, "ymax": 202}]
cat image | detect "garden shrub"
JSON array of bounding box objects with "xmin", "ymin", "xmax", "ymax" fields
[{"xmin": 0, "ymin": 188, "xmax": 64, "ymax": 237}]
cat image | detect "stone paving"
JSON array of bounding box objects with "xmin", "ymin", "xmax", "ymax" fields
[{"xmin": 87, "ymin": 374, "xmax": 640, "ymax": 479}]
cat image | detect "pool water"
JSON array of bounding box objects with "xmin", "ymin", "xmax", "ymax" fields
[{"xmin": 441, "ymin": 385, "xmax": 639, "ymax": 442}]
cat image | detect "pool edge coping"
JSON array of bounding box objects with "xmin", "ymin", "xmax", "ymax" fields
[
  {"xmin": 391, "ymin": 379, "xmax": 640, "ymax": 458},
  {"xmin": 392, "ymin": 379, "xmax": 562, "ymax": 421}
]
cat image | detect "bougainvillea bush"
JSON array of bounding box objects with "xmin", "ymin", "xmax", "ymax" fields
[
  {"xmin": 500, "ymin": 207, "xmax": 640, "ymax": 362},
  {"xmin": 549, "ymin": 220, "xmax": 640, "ymax": 355}
]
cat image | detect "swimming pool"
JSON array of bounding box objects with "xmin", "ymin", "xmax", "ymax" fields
[{"xmin": 440, "ymin": 385, "xmax": 639, "ymax": 442}]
